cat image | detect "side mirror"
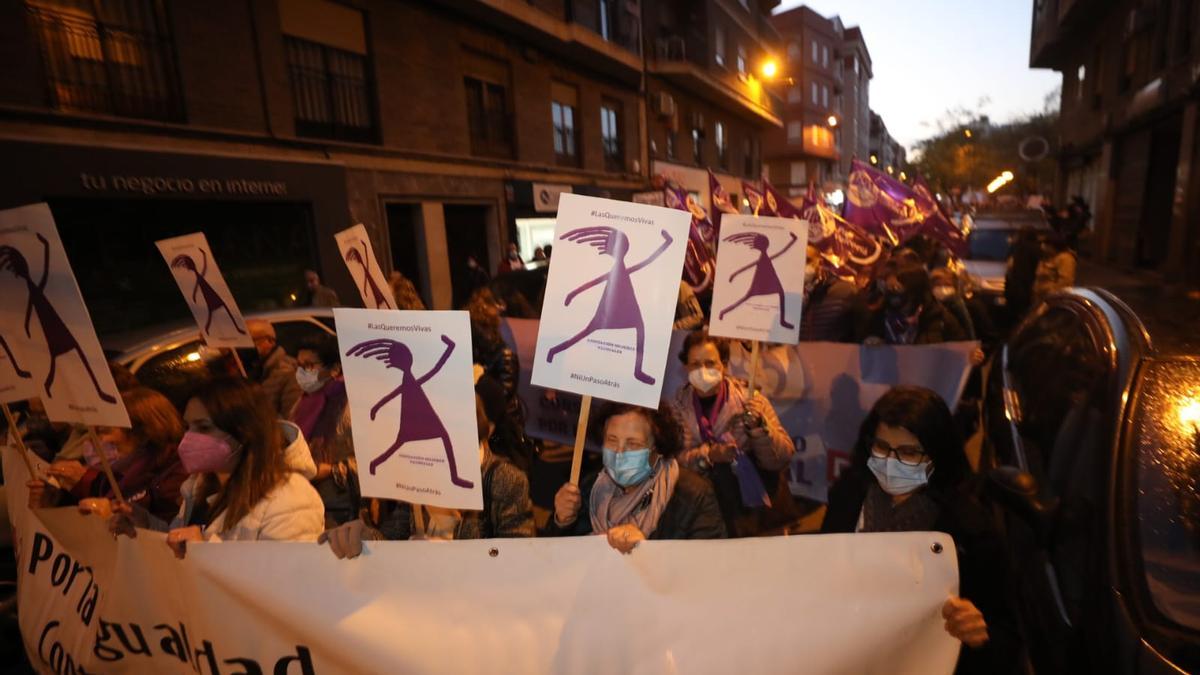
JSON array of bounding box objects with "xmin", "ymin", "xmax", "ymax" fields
[{"xmin": 988, "ymin": 465, "xmax": 1059, "ymax": 544}]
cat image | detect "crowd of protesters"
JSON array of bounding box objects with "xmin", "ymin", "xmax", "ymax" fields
[{"xmin": 3, "ymin": 211, "xmax": 1091, "ymax": 675}]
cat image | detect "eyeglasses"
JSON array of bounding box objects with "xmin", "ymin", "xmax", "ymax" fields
[{"xmin": 870, "ymin": 438, "xmax": 927, "ymax": 466}]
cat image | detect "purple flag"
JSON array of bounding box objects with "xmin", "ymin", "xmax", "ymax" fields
[
  {"xmin": 844, "ymin": 160, "xmax": 966, "ymax": 256},
  {"xmin": 708, "ymin": 170, "xmax": 740, "ymax": 237},
  {"xmin": 742, "ymin": 180, "xmax": 770, "ymax": 216},
  {"xmin": 663, "ymin": 183, "xmax": 716, "ymax": 293}
]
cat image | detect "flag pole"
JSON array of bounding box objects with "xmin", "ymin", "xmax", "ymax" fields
[{"xmin": 85, "ymin": 426, "xmax": 126, "ymax": 503}]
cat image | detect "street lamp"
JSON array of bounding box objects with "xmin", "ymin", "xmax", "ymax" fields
[
  {"xmin": 1001, "ymin": 170, "xmax": 1014, "ymax": 181},
  {"xmin": 761, "ymin": 59, "xmax": 779, "ymax": 79},
  {"xmin": 826, "ymin": 115, "xmax": 838, "ymax": 127},
  {"xmin": 885, "ymin": 165, "xmax": 894, "ymax": 175},
  {"xmin": 964, "ymin": 129, "xmax": 973, "ymax": 139},
  {"xmin": 869, "ymin": 154, "xmax": 878, "ymax": 165},
  {"xmin": 899, "ymin": 171, "xmax": 908, "ymax": 181}
]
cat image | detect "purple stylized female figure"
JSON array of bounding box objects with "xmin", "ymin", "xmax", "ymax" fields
[
  {"xmin": 0, "ymin": 332, "xmax": 31, "ymax": 380},
  {"xmin": 345, "ymin": 243, "xmax": 392, "ymax": 310},
  {"xmin": 545, "ymin": 227, "xmax": 674, "ymax": 385},
  {"xmin": 718, "ymin": 231, "xmax": 800, "ymax": 329},
  {"xmin": 0, "ymin": 235, "xmax": 115, "ymax": 403},
  {"xmin": 346, "ymin": 335, "xmax": 473, "ymax": 488},
  {"xmin": 170, "ymin": 250, "xmax": 246, "ymax": 335}
]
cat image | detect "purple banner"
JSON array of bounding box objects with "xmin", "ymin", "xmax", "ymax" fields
[{"xmin": 844, "ymin": 160, "xmax": 966, "ymax": 256}]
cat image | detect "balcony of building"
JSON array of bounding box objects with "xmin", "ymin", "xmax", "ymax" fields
[
  {"xmin": 441, "ymin": 0, "xmax": 643, "ymax": 83},
  {"xmin": 1030, "ymin": 0, "xmax": 1106, "ymax": 69},
  {"xmin": 648, "ymin": 34, "xmax": 783, "ymax": 127}
]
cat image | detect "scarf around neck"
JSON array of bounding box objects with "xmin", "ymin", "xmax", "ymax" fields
[
  {"xmin": 589, "ymin": 457, "xmax": 680, "ymax": 536},
  {"xmin": 860, "ymin": 480, "xmax": 940, "ymax": 533}
]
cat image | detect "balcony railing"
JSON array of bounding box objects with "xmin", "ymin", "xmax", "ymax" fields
[{"xmin": 26, "ymin": 0, "xmax": 183, "ymax": 121}]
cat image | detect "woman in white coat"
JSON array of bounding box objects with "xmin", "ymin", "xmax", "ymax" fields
[{"xmin": 109, "ymin": 378, "xmax": 324, "ymax": 556}]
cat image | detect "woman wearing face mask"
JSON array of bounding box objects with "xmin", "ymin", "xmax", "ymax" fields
[
  {"xmin": 289, "ymin": 335, "xmax": 359, "ymax": 526},
  {"xmin": 108, "ymin": 378, "xmax": 324, "ymax": 557},
  {"xmin": 543, "ymin": 401, "xmax": 726, "ymax": 551},
  {"xmin": 27, "ymin": 387, "xmax": 187, "ymax": 523},
  {"xmin": 668, "ymin": 329, "xmax": 798, "ymax": 537},
  {"xmin": 319, "ymin": 383, "xmax": 535, "ymax": 558},
  {"xmin": 858, "ymin": 261, "xmax": 969, "ymax": 345},
  {"xmin": 822, "ymin": 386, "xmax": 1018, "ymax": 674}
]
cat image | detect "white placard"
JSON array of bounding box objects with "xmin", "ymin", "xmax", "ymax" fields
[
  {"xmin": 531, "ymin": 194, "xmax": 690, "ymax": 408},
  {"xmin": 334, "ymin": 224, "xmax": 396, "ymax": 310},
  {"xmin": 709, "ymin": 215, "xmax": 809, "ymax": 344},
  {"xmin": 0, "ymin": 203, "xmax": 129, "ymax": 426},
  {"xmin": 335, "ymin": 308, "xmax": 482, "ymax": 509},
  {"xmin": 155, "ymin": 232, "xmax": 254, "ymax": 349}
]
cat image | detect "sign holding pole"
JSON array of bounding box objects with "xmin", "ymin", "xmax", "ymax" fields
[
  {"xmin": 334, "ymin": 224, "xmax": 395, "ymax": 310},
  {"xmin": 335, "ymin": 308, "xmax": 482, "ymax": 510}
]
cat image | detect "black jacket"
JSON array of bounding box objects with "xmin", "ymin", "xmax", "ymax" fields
[
  {"xmin": 822, "ymin": 467, "xmax": 1020, "ymax": 675},
  {"xmin": 542, "ymin": 467, "xmax": 727, "ymax": 540},
  {"xmin": 858, "ymin": 302, "xmax": 970, "ymax": 344}
]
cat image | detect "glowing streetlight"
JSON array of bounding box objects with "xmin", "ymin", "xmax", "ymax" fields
[
  {"xmin": 964, "ymin": 129, "xmax": 973, "ymax": 139},
  {"xmin": 1001, "ymin": 170, "xmax": 1014, "ymax": 181},
  {"xmin": 885, "ymin": 165, "xmax": 894, "ymax": 175},
  {"xmin": 826, "ymin": 115, "xmax": 838, "ymax": 127},
  {"xmin": 899, "ymin": 171, "xmax": 908, "ymax": 181},
  {"xmin": 869, "ymin": 154, "xmax": 878, "ymax": 165},
  {"xmin": 761, "ymin": 60, "xmax": 779, "ymax": 79}
]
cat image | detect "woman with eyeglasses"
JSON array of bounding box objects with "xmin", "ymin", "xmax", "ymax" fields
[{"xmin": 821, "ymin": 386, "xmax": 1018, "ymax": 674}]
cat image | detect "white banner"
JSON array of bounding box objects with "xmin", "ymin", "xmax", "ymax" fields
[
  {"xmin": 155, "ymin": 232, "xmax": 254, "ymax": 349},
  {"xmin": 5, "ymin": 446, "xmax": 961, "ymax": 675},
  {"xmin": 532, "ymin": 194, "xmax": 690, "ymax": 408},
  {"xmin": 709, "ymin": 215, "xmax": 808, "ymax": 344},
  {"xmin": 334, "ymin": 308, "xmax": 482, "ymax": 509},
  {"xmin": 334, "ymin": 224, "xmax": 396, "ymax": 310},
  {"xmin": 0, "ymin": 203, "xmax": 128, "ymax": 426}
]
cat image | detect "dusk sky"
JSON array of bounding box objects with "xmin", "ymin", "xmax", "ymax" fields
[{"xmin": 775, "ymin": 1, "xmax": 1062, "ymax": 152}]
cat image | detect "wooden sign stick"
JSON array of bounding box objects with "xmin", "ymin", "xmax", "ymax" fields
[
  {"xmin": 569, "ymin": 395, "xmax": 593, "ymax": 486},
  {"xmin": 230, "ymin": 348, "xmax": 249, "ymax": 379},
  {"xmin": 85, "ymin": 426, "xmax": 126, "ymax": 503},
  {"xmin": 745, "ymin": 340, "xmax": 762, "ymax": 398},
  {"xmin": 411, "ymin": 503, "xmax": 427, "ymax": 536},
  {"xmin": 1, "ymin": 402, "xmax": 37, "ymax": 477}
]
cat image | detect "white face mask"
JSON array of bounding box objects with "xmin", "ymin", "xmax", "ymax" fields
[
  {"xmin": 688, "ymin": 366, "xmax": 723, "ymax": 394},
  {"xmin": 295, "ymin": 367, "xmax": 325, "ymax": 393},
  {"xmin": 867, "ymin": 456, "xmax": 932, "ymax": 496},
  {"xmin": 932, "ymin": 286, "xmax": 956, "ymax": 301}
]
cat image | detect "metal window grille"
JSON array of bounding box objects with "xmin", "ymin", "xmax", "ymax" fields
[
  {"xmin": 26, "ymin": 0, "xmax": 183, "ymax": 121},
  {"xmin": 285, "ymin": 35, "xmax": 375, "ymax": 143}
]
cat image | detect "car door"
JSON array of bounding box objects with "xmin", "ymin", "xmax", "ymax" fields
[{"xmin": 984, "ymin": 300, "xmax": 1120, "ymax": 672}]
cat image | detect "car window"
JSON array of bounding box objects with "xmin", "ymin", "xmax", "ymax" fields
[
  {"xmin": 131, "ymin": 339, "xmax": 208, "ymax": 407},
  {"xmin": 967, "ymin": 229, "xmax": 1012, "ymax": 261},
  {"xmin": 273, "ymin": 319, "xmax": 335, "ymax": 358},
  {"xmin": 1131, "ymin": 359, "xmax": 1200, "ymax": 632}
]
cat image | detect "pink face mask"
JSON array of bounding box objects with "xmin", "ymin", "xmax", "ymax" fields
[{"xmin": 177, "ymin": 431, "xmax": 241, "ymax": 474}]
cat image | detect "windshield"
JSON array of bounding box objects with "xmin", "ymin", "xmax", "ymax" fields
[
  {"xmin": 1133, "ymin": 359, "xmax": 1200, "ymax": 632},
  {"xmin": 967, "ymin": 229, "xmax": 1012, "ymax": 261}
]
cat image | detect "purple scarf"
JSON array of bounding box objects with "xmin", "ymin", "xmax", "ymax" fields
[
  {"xmin": 291, "ymin": 378, "xmax": 347, "ymax": 443},
  {"xmin": 692, "ymin": 380, "xmax": 771, "ymax": 509}
]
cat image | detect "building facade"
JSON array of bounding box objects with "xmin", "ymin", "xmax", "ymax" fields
[
  {"xmin": 839, "ymin": 27, "xmax": 873, "ymax": 178},
  {"xmin": 642, "ymin": 0, "xmax": 783, "ymax": 205},
  {"xmin": 868, "ymin": 110, "xmax": 906, "ymax": 177},
  {"xmin": 1030, "ymin": 0, "xmax": 1200, "ymax": 285},
  {"xmin": 0, "ymin": 0, "xmax": 665, "ymax": 335}
]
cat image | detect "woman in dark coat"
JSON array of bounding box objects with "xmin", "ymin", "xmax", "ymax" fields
[
  {"xmin": 822, "ymin": 386, "xmax": 1019, "ymax": 675},
  {"xmin": 858, "ymin": 261, "xmax": 969, "ymax": 345},
  {"xmin": 543, "ymin": 401, "xmax": 726, "ymax": 550}
]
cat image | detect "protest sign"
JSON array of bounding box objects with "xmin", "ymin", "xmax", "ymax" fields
[
  {"xmin": 334, "ymin": 224, "xmax": 395, "ymax": 310},
  {"xmin": 531, "ymin": 194, "xmax": 689, "ymax": 409},
  {"xmin": 335, "ymin": 308, "xmax": 482, "ymax": 510},
  {"xmin": 708, "ymin": 215, "xmax": 808, "ymax": 344},
  {"xmin": 0, "ymin": 203, "xmax": 128, "ymax": 427},
  {"xmin": 5, "ymin": 445, "xmax": 961, "ymax": 675},
  {"xmin": 155, "ymin": 232, "xmax": 254, "ymax": 349}
]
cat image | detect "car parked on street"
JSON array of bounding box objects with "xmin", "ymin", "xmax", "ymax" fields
[
  {"xmin": 982, "ymin": 286, "xmax": 1200, "ymax": 673},
  {"xmin": 962, "ymin": 210, "xmax": 1051, "ymax": 306},
  {"xmin": 107, "ymin": 308, "xmax": 336, "ymax": 405}
]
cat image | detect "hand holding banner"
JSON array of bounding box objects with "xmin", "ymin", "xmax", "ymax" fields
[
  {"xmin": 334, "ymin": 224, "xmax": 396, "ymax": 310},
  {"xmin": 0, "ymin": 203, "xmax": 128, "ymax": 428},
  {"xmin": 532, "ymin": 194, "xmax": 690, "ymax": 409},
  {"xmin": 709, "ymin": 215, "xmax": 808, "ymax": 345},
  {"xmin": 156, "ymin": 232, "xmax": 253, "ymax": 349},
  {"xmin": 336, "ymin": 308, "xmax": 482, "ymax": 510}
]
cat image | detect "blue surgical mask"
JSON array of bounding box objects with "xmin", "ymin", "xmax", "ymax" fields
[
  {"xmin": 867, "ymin": 456, "xmax": 932, "ymax": 496},
  {"xmin": 603, "ymin": 447, "xmax": 654, "ymax": 487}
]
